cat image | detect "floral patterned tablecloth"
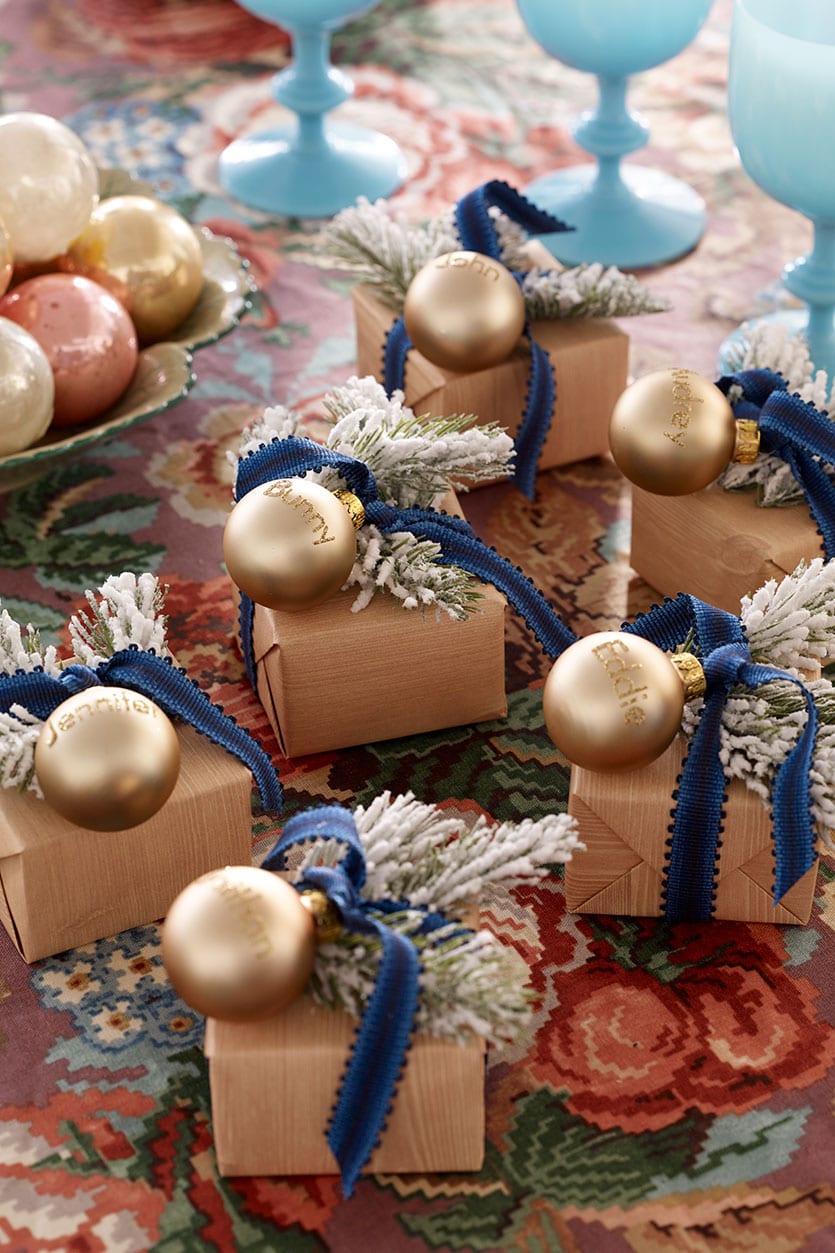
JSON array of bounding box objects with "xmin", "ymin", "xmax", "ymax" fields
[{"xmin": 1, "ymin": 1, "xmax": 834, "ymax": 1249}]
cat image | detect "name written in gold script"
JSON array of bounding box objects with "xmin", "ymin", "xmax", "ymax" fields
[
  {"xmin": 43, "ymin": 691, "xmax": 158, "ymax": 746},
  {"xmin": 663, "ymin": 368, "xmax": 703, "ymax": 448},
  {"xmin": 210, "ymin": 871, "xmax": 273, "ymax": 960},
  {"xmin": 263, "ymin": 479, "xmax": 336, "ymax": 546},
  {"xmin": 435, "ymin": 251, "xmax": 501, "ymax": 282},
  {"xmin": 591, "ymin": 637, "xmax": 648, "ymax": 726}
]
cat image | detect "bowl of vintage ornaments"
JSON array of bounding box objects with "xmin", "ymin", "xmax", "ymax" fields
[{"xmin": 0, "ymin": 113, "xmax": 254, "ymax": 491}]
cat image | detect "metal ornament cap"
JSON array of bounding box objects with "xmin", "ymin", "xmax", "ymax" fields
[
  {"xmin": 34, "ymin": 685, "xmax": 180, "ymax": 830},
  {"xmin": 404, "ymin": 250, "xmax": 526, "ymax": 373},
  {"xmin": 609, "ymin": 368, "xmax": 737, "ymax": 496},
  {"xmin": 223, "ymin": 477, "xmax": 359, "ymax": 612},
  {"xmin": 543, "ymin": 631, "xmax": 686, "ymax": 772},
  {"xmin": 162, "ymin": 866, "xmax": 316, "ymax": 1022}
]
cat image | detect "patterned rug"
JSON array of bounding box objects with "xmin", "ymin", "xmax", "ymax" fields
[{"xmin": 2, "ymin": 1, "xmax": 835, "ymax": 1249}]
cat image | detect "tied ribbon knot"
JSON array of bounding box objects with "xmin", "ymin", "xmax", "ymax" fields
[
  {"xmin": 234, "ymin": 435, "xmax": 577, "ymax": 689},
  {"xmin": 719, "ymin": 368, "xmax": 835, "ymax": 558},
  {"xmin": 0, "ymin": 647, "xmax": 282, "ymax": 812},
  {"xmin": 624, "ymin": 594, "xmax": 819, "ymax": 921},
  {"xmin": 382, "ymin": 180, "xmax": 573, "ymax": 498},
  {"xmin": 262, "ymin": 805, "xmax": 466, "ymax": 1197}
]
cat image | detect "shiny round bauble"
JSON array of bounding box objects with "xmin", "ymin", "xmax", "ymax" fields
[
  {"xmin": 161, "ymin": 866, "xmax": 316, "ymax": 1022},
  {"xmin": 223, "ymin": 478, "xmax": 359, "ymax": 612},
  {"xmin": 34, "ymin": 686, "xmax": 181, "ymax": 830},
  {"xmin": 609, "ymin": 368, "xmax": 737, "ymax": 496},
  {"xmin": 0, "ymin": 317, "xmax": 55, "ymax": 455},
  {"xmin": 63, "ymin": 195, "xmax": 204, "ymax": 342},
  {"xmin": 403, "ymin": 250, "xmax": 526, "ymax": 373},
  {"xmin": 0, "ymin": 112, "xmax": 99, "ymax": 264},
  {"xmin": 0, "ymin": 274, "xmax": 139, "ymax": 427},
  {"xmin": 0, "ymin": 217, "xmax": 12, "ymax": 298},
  {"xmin": 542, "ymin": 631, "xmax": 686, "ymax": 773}
]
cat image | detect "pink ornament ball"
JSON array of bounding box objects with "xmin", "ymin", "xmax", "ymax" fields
[{"xmin": 0, "ymin": 274, "xmax": 139, "ymax": 428}]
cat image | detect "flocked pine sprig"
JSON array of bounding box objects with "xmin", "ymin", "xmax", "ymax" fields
[
  {"xmin": 321, "ymin": 197, "xmax": 670, "ymax": 320},
  {"xmin": 0, "ymin": 573, "xmax": 170, "ymax": 797},
  {"xmin": 232, "ymin": 376, "xmax": 514, "ymax": 617},
  {"xmin": 279, "ymin": 791, "xmax": 582, "ymax": 1044},
  {"xmin": 719, "ymin": 322, "xmax": 835, "ymax": 504}
]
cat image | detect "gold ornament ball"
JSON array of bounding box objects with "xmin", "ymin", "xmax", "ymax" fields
[
  {"xmin": 542, "ymin": 632, "xmax": 686, "ymax": 772},
  {"xmin": 223, "ymin": 477, "xmax": 359, "ymax": 612},
  {"xmin": 63, "ymin": 194, "xmax": 204, "ymax": 342},
  {"xmin": 609, "ymin": 368, "xmax": 737, "ymax": 496},
  {"xmin": 404, "ymin": 250, "xmax": 526, "ymax": 373},
  {"xmin": 34, "ymin": 686, "xmax": 180, "ymax": 830},
  {"xmin": 161, "ymin": 866, "xmax": 316, "ymax": 1022}
]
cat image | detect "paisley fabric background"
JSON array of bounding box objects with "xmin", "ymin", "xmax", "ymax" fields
[{"xmin": 2, "ymin": 1, "xmax": 835, "ymax": 1249}]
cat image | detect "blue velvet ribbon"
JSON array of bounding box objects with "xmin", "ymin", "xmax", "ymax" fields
[
  {"xmin": 382, "ymin": 180, "xmax": 572, "ymax": 499},
  {"xmin": 718, "ymin": 367, "xmax": 835, "ymax": 558},
  {"xmin": 0, "ymin": 647, "xmax": 282, "ymax": 812},
  {"xmin": 624, "ymin": 595, "xmax": 819, "ymax": 921},
  {"xmin": 234, "ymin": 436, "xmax": 577, "ymax": 689},
  {"xmin": 262, "ymin": 804, "xmax": 467, "ymax": 1197}
]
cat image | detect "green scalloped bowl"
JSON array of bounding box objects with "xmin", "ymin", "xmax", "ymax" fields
[{"xmin": 0, "ymin": 169, "xmax": 255, "ymax": 492}]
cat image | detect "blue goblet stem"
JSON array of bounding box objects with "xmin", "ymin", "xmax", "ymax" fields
[
  {"xmin": 573, "ymin": 76, "xmax": 648, "ymax": 161},
  {"xmin": 273, "ymin": 25, "xmax": 350, "ymax": 139},
  {"xmin": 783, "ymin": 220, "xmax": 835, "ymax": 379}
]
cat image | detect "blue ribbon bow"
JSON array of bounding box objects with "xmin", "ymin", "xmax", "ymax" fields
[
  {"xmin": 234, "ymin": 435, "xmax": 577, "ymax": 690},
  {"xmin": 0, "ymin": 647, "xmax": 282, "ymax": 812},
  {"xmin": 262, "ymin": 804, "xmax": 467, "ymax": 1197},
  {"xmin": 718, "ymin": 368, "xmax": 835, "ymax": 557},
  {"xmin": 624, "ymin": 595, "xmax": 819, "ymax": 921},
  {"xmin": 383, "ymin": 180, "xmax": 573, "ymax": 498}
]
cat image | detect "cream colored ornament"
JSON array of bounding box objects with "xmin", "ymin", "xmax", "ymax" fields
[
  {"xmin": 0, "ymin": 216, "xmax": 12, "ymax": 298},
  {"xmin": 223, "ymin": 478, "xmax": 365, "ymax": 612},
  {"xmin": 34, "ymin": 686, "xmax": 180, "ymax": 830},
  {"xmin": 609, "ymin": 368, "xmax": 751, "ymax": 496},
  {"xmin": 162, "ymin": 866, "xmax": 317, "ymax": 1022},
  {"xmin": 0, "ymin": 317, "xmax": 55, "ymax": 455},
  {"xmin": 64, "ymin": 194, "xmax": 204, "ymax": 341},
  {"xmin": 543, "ymin": 631, "xmax": 705, "ymax": 772},
  {"xmin": 404, "ymin": 250, "xmax": 526, "ymax": 373}
]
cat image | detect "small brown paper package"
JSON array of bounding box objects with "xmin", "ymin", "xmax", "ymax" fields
[
  {"xmin": 250, "ymin": 493, "xmax": 507, "ymax": 758},
  {"xmin": 0, "ymin": 726, "xmax": 253, "ymax": 962},
  {"xmin": 352, "ymin": 283, "xmax": 629, "ymax": 474},
  {"xmin": 204, "ymin": 996, "xmax": 486, "ymax": 1176},
  {"xmin": 630, "ymin": 485, "xmax": 824, "ymax": 614},
  {"xmin": 566, "ymin": 735, "xmax": 820, "ymax": 925}
]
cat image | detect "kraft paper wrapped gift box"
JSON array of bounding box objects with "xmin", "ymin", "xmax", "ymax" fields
[
  {"xmin": 204, "ymin": 995, "xmax": 486, "ymax": 1177},
  {"xmin": 352, "ymin": 283, "xmax": 629, "ymax": 473},
  {"xmin": 566, "ymin": 734, "xmax": 820, "ymax": 924},
  {"xmin": 629, "ymin": 484, "xmax": 824, "ymax": 614},
  {"xmin": 0, "ymin": 725, "xmax": 254, "ymax": 962}
]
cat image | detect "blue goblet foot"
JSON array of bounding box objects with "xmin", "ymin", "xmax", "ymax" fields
[{"xmin": 718, "ymin": 309, "xmax": 835, "ymax": 383}]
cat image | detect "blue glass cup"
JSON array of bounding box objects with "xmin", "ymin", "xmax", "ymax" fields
[
  {"xmin": 721, "ymin": 0, "xmax": 835, "ymax": 377},
  {"xmin": 219, "ymin": 0, "xmax": 407, "ymax": 219},
  {"xmin": 515, "ymin": 0, "xmax": 713, "ymax": 268}
]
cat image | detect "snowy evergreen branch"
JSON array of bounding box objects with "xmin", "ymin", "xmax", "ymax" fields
[
  {"xmin": 321, "ymin": 197, "xmax": 670, "ymax": 319},
  {"xmin": 276, "ymin": 791, "xmax": 582, "ymax": 1044}
]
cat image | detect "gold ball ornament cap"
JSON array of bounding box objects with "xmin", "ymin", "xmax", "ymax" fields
[
  {"xmin": 223, "ymin": 477, "xmax": 360, "ymax": 612},
  {"xmin": 34, "ymin": 686, "xmax": 180, "ymax": 830},
  {"xmin": 609, "ymin": 368, "xmax": 737, "ymax": 496},
  {"xmin": 404, "ymin": 250, "xmax": 526, "ymax": 373},
  {"xmin": 162, "ymin": 866, "xmax": 316, "ymax": 1022},
  {"xmin": 543, "ymin": 632, "xmax": 687, "ymax": 773}
]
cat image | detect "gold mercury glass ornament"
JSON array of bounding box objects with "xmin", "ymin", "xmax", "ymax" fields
[
  {"xmin": 223, "ymin": 477, "xmax": 366, "ymax": 612},
  {"xmin": 161, "ymin": 866, "xmax": 337, "ymax": 1022},
  {"xmin": 608, "ymin": 367, "xmax": 760, "ymax": 496},
  {"xmin": 542, "ymin": 631, "xmax": 707, "ymax": 773},
  {"xmin": 33, "ymin": 685, "xmax": 180, "ymax": 830},
  {"xmin": 404, "ymin": 250, "xmax": 526, "ymax": 373}
]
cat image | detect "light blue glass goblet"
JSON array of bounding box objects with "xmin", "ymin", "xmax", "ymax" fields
[
  {"xmin": 219, "ymin": 0, "xmax": 407, "ymax": 218},
  {"xmin": 721, "ymin": 0, "xmax": 835, "ymax": 377},
  {"xmin": 515, "ymin": 0, "xmax": 713, "ymax": 268}
]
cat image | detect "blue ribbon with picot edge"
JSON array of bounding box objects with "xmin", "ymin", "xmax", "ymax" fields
[
  {"xmin": 0, "ymin": 647, "xmax": 282, "ymax": 812},
  {"xmin": 623, "ymin": 594, "xmax": 818, "ymax": 921},
  {"xmin": 383, "ymin": 180, "xmax": 573, "ymax": 499},
  {"xmin": 262, "ymin": 803, "xmax": 471, "ymax": 1197}
]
